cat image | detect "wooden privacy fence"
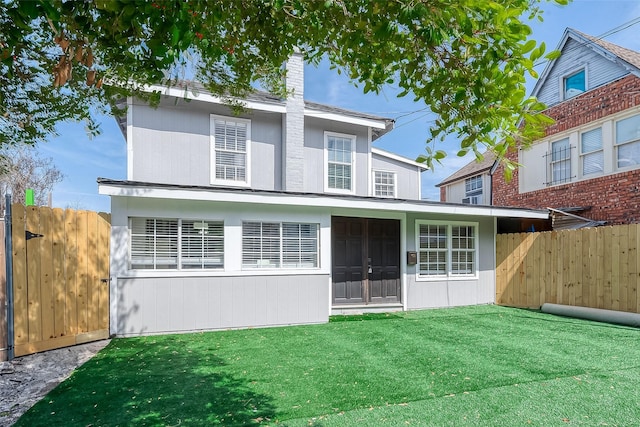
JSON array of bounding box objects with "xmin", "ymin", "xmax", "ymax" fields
[
  {"xmin": 496, "ymin": 224, "xmax": 640, "ymax": 313},
  {"xmin": 9, "ymin": 204, "xmax": 111, "ymax": 357}
]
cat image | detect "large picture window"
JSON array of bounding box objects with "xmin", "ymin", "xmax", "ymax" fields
[
  {"xmin": 242, "ymin": 222, "xmax": 319, "ymax": 269},
  {"xmin": 129, "ymin": 218, "xmax": 224, "ymax": 270},
  {"xmin": 325, "ymin": 132, "xmax": 355, "ymax": 192},
  {"xmin": 211, "ymin": 116, "xmax": 250, "ymax": 185},
  {"xmin": 417, "ymin": 221, "xmax": 477, "ymax": 278}
]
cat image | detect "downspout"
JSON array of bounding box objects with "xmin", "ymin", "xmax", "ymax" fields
[{"xmin": 4, "ymin": 194, "xmax": 14, "ymax": 360}]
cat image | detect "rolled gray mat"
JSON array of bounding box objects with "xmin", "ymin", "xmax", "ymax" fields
[{"xmin": 541, "ymin": 303, "xmax": 640, "ymax": 328}]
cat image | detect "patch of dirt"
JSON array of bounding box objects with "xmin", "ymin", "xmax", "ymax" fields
[{"xmin": 0, "ymin": 340, "xmax": 110, "ymax": 427}]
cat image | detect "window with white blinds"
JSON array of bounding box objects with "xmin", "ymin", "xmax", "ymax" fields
[
  {"xmin": 242, "ymin": 222, "xmax": 319, "ymax": 269},
  {"xmin": 212, "ymin": 116, "xmax": 249, "ymax": 184},
  {"xmin": 616, "ymin": 114, "xmax": 640, "ymax": 169},
  {"xmin": 129, "ymin": 218, "xmax": 224, "ymax": 270},
  {"xmin": 581, "ymin": 128, "xmax": 603, "ymax": 176},
  {"xmin": 417, "ymin": 221, "xmax": 477, "ymax": 278},
  {"xmin": 181, "ymin": 220, "xmax": 224, "ymax": 269}
]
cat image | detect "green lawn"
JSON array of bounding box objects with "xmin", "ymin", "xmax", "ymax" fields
[{"xmin": 16, "ymin": 305, "xmax": 640, "ymax": 426}]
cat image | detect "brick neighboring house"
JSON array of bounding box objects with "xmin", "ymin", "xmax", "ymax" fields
[{"xmin": 441, "ymin": 28, "xmax": 640, "ymax": 227}]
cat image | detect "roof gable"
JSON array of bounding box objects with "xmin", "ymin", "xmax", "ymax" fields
[{"xmin": 531, "ymin": 28, "xmax": 640, "ymax": 104}]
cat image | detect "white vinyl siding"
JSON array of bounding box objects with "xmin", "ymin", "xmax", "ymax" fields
[
  {"xmin": 417, "ymin": 221, "xmax": 478, "ymax": 279},
  {"xmin": 373, "ymin": 170, "xmax": 396, "ymax": 197},
  {"xmin": 211, "ymin": 116, "xmax": 250, "ymax": 185},
  {"xmin": 242, "ymin": 222, "xmax": 319, "ymax": 269},
  {"xmin": 581, "ymin": 128, "xmax": 603, "ymax": 176},
  {"xmin": 616, "ymin": 114, "xmax": 640, "ymax": 169},
  {"xmin": 129, "ymin": 218, "xmax": 224, "ymax": 270},
  {"xmin": 325, "ymin": 132, "xmax": 355, "ymax": 193}
]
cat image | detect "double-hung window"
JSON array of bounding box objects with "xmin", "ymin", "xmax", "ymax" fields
[
  {"xmin": 580, "ymin": 128, "xmax": 603, "ymax": 176},
  {"xmin": 242, "ymin": 222, "xmax": 319, "ymax": 269},
  {"xmin": 373, "ymin": 170, "xmax": 396, "ymax": 197},
  {"xmin": 325, "ymin": 132, "xmax": 355, "ymax": 193},
  {"xmin": 615, "ymin": 114, "xmax": 640, "ymax": 169},
  {"xmin": 463, "ymin": 175, "xmax": 483, "ymax": 204},
  {"xmin": 129, "ymin": 218, "xmax": 224, "ymax": 270},
  {"xmin": 211, "ymin": 115, "xmax": 250, "ymax": 185},
  {"xmin": 417, "ymin": 221, "xmax": 477, "ymax": 278}
]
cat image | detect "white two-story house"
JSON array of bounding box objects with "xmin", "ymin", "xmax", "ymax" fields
[{"xmin": 99, "ymin": 53, "xmax": 547, "ymax": 336}]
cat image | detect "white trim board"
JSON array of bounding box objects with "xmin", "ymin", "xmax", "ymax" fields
[{"xmin": 99, "ymin": 182, "xmax": 549, "ymax": 219}]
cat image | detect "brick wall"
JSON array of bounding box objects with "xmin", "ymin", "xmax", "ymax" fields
[
  {"xmin": 439, "ymin": 186, "xmax": 446, "ymax": 202},
  {"xmin": 492, "ymin": 75, "xmax": 640, "ymax": 224}
]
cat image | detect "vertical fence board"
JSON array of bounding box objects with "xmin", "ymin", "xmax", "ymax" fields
[
  {"xmin": 39, "ymin": 207, "xmax": 54, "ymax": 341},
  {"xmin": 64, "ymin": 209, "xmax": 78, "ymax": 336},
  {"xmin": 586, "ymin": 228, "xmax": 597, "ymax": 308},
  {"xmin": 52, "ymin": 208, "xmax": 66, "ymax": 339},
  {"xmin": 627, "ymin": 225, "xmax": 637, "ymax": 313},
  {"xmin": 11, "ymin": 205, "xmax": 27, "ymax": 346},
  {"xmin": 76, "ymin": 211, "xmax": 89, "ymax": 334},
  {"xmin": 611, "ymin": 226, "xmax": 620, "ymax": 310},
  {"xmin": 549, "ymin": 232, "xmax": 558, "ymax": 304},
  {"xmin": 87, "ymin": 211, "xmax": 99, "ymax": 332},
  {"xmin": 25, "ymin": 206, "xmax": 42, "ymax": 343},
  {"xmin": 603, "ymin": 227, "xmax": 613, "ymax": 310},
  {"xmin": 619, "ymin": 225, "xmax": 630, "ymax": 312},
  {"xmin": 98, "ymin": 213, "xmax": 111, "ymax": 330},
  {"xmin": 596, "ymin": 227, "xmax": 605, "ymax": 309}
]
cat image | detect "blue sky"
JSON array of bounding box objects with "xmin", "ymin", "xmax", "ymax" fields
[{"xmin": 37, "ymin": 0, "xmax": 640, "ymax": 212}]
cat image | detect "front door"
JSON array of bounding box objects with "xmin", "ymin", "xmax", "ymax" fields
[{"xmin": 331, "ymin": 217, "xmax": 401, "ymax": 305}]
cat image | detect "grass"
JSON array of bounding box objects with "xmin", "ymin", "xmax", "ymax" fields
[{"xmin": 15, "ymin": 305, "xmax": 640, "ymax": 426}]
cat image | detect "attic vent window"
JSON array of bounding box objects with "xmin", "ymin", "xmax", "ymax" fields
[{"xmin": 564, "ymin": 69, "xmax": 585, "ymax": 99}]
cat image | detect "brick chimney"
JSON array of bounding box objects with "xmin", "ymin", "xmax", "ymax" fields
[{"xmin": 282, "ymin": 51, "xmax": 305, "ymax": 192}]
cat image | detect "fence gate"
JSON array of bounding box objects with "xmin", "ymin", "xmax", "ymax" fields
[{"xmin": 10, "ymin": 204, "xmax": 110, "ymax": 357}]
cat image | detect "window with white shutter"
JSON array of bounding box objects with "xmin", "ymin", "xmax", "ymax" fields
[{"xmin": 211, "ymin": 115, "xmax": 250, "ymax": 185}]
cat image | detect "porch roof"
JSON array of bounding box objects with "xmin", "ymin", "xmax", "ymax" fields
[{"xmin": 98, "ymin": 178, "xmax": 549, "ymax": 220}]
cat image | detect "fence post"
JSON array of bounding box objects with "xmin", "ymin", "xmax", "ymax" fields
[{"xmin": 4, "ymin": 195, "xmax": 13, "ymax": 360}]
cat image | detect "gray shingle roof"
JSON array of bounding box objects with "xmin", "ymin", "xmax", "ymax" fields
[
  {"xmin": 436, "ymin": 151, "xmax": 497, "ymax": 187},
  {"xmin": 571, "ymin": 28, "xmax": 640, "ymax": 71}
]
